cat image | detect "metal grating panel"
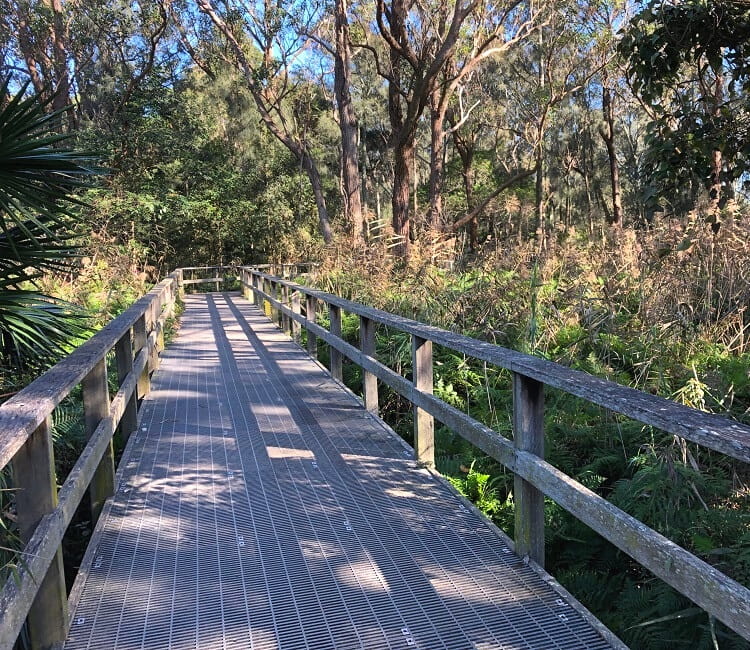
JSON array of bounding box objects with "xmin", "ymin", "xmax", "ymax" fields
[{"xmin": 64, "ymin": 293, "xmax": 623, "ymax": 650}]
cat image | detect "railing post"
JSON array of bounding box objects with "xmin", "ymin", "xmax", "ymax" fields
[
  {"xmin": 11, "ymin": 417, "xmax": 68, "ymax": 649},
  {"xmin": 152, "ymin": 294, "xmax": 164, "ymax": 370},
  {"xmin": 291, "ymin": 290, "xmax": 301, "ymax": 343},
  {"xmin": 412, "ymin": 335, "xmax": 434, "ymax": 466},
  {"xmin": 263, "ymin": 278, "xmax": 274, "ymax": 320},
  {"xmin": 306, "ymin": 295, "xmax": 317, "ymax": 358},
  {"xmin": 134, "ymin": 313, "xmax": 149, "ymax": 399},
  {"xmin": 329, "ymin": 303, "xmax": 343, "ymax": 381},
  {"xmin": 177, "ymin": 268, "xmax": 184, "ymax": 299},
  {"xmin": 513, "ymin": 372, "xmax": 545, "ymax": 567},
  {"xmin": 82, "ymin": 358, "xmax": 115, "ymax": 523},
  {"xmin": 115, "ymin": 329, "xmax": 138, "ymax": 444},
  {"xmin": 360, "ymin": 316, "xmax": 378, "ymax": 415},
  {"xmin": 281, "ymin": 284, "xmax": 290, "ymax": 335}
]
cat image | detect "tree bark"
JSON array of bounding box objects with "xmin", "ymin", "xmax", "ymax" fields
[
  {"xmin": 392, "ymin": 139, "xmax": 414, "ymax": 255},
  {"xmin": 599, "ymin": 85, "xmax": 622, "ymax": 230},
  {"xmin": 333, "ymin": 0, "xmax": 364, "ymax": 242},
  {"xmin": 428, "ymin": 90, "xmax": 446, "ymax": 231}
]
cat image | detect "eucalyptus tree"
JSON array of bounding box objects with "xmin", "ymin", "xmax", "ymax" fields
[
  {"xmin": 194, "ymin": 0, "xmax": 334, "ymax": 243},
  {"xmin": 360, "ymin": 0, "xmax": 535, "ymax": 255}
]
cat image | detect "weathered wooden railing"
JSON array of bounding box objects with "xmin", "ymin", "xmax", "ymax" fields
[
  {"xmin": 0, "ymin": 270, "xmax": 182, "ymax": 649},
  {"xmin": 239, "ymin": 266, "xmax": 750, "ymax": 642}
]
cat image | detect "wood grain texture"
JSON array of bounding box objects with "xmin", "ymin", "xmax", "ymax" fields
[
  {"xmin": 513, "ymin": 372, "xmax": 545, "ymax": 567},
  {"xmin": 0, "ymin": 274, "xmax": 177, "ymax": 471}
]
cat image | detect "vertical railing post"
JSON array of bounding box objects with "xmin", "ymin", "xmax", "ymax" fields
[
  {"xmin": 513, "ymin": 372, "xmax": 545, "ymax": 566},
  {"xmin": 306, "ymin": 295, "xmax": 317, "ymax": 358},
  {"xmin": 281, "ymin": 284, "xmax": 290, "ymax": 335},
  {"xmin": 11, "ymin": 417, "xmax": 68, "ymax": 648},
  {"xmin": 412, "ymin": 335, "xmax": 434, "ymax": 466},
  {"xmin": 177, "ymin": 268, "xmax": 184, "ymax": 299},
  {"xmin": 134, "ymin": 312, "xmax": 149, "ymax": 399},
  {"xmin": 82, "ymin": 358, "xmax": 115, "ymax": 523},
  {"xmin": 329, "ymin": 303, "xmax": 343, "ymax": 381},
  {"xmin": 263, "ymin": 277, "xmax": 271, "ymax": 318},
  {"xmin": 115, "ymin": 329, "xmax": 138, "ymax": 444},
  {"xmin": 153, "ymin": 293, "xmax": 164, "ymax": 369},
  {"xmin": 291, "ymin": 290, "xmax": 301, "ymax": 343},
  {"xmin": 272, "ymin": 280, "xmax": 281, "ymax": 327},
  {"xmin": 360, "ymin": 316, "xmax": 378, "ymax": 415}
]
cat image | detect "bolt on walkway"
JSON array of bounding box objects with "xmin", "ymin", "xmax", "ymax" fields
[{"xmin": 64, "ymin": 293, "xmax": 621, "ymax": 650}]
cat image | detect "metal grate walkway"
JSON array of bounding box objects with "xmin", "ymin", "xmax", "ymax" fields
[{"xmin": 64, "ymin": 293, "xmax": 621, "ymax": 650}]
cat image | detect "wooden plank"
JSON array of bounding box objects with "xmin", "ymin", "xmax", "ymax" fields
[
  {"xmin": 412, "ymin": 335, "xmax": 434, "ymax": 467},
  {"xmin": 133, "ymin": 313, "xmax": 149, "ymax": 399},
  {"xmin": 513, "ymin": 372, "xmax": 545, "ymax": 566},
  {"xmin": 0, "ymin": 275, "xmax": 177, "ymax": 472},
  {"xmin": 329, "ymin": 304, "xmax": 343, "ymax": 381},
  {"xmin": 291, "ymin": 291, "xmax": 301, "ymax": 343},
  {"xmin": 248, "ymin": 271, "xmax": 750, "ymax": 463},
  {"xmin": 82, "ymin": 359, "xmax": 114, "ymax": 523},
  {"xmin": 306, "ymin": 295, "xmax": 317, "ymax": 358},
  {"xmin": 10, "ymin": 417, "xmax": 68, "ymax": 649},
  {"xmin": 515, "ymin": 451, "xmax": 750, "ymax": 641},
  {"xmin": 115, "ymin": 330, "xmax": 137, "ymax": 444},
  {"xmin": 360, "ymin": 316, "xmax": 378, "ymax": 415}
]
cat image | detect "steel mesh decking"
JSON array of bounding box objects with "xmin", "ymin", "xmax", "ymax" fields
[{"xmin": 65, "ymin": 293, "xmax": 620, "ymax": 650}]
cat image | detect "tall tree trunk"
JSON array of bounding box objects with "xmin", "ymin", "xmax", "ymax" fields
[
  {"xmin": 599, "ymin": 85, "xmax": 622, "ymax": 230},
  {"xmin": 301, "ymin": 149, "xmax": 334, "ymax": 244},
  {"xmin": 428, "ymin": 91, "xmax": 446, "ymax": 231},
  {"xmin": 392, "ymin": 140, "xmax": 413, "ymax": 256},
  {"xmin": 708, "ymin": 73, "xmax": 724, "ymax": 233},
  {"xmin": 333, "ymin": 0, "xmax": 363, "ymax": 242}
]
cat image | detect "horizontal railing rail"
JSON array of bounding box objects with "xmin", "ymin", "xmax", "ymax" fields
[
  {"xmin": 240, "ymin": 266, "xmax": 750, "ymax": 642},
  {"xmin": 0, "ymin": 269, "xmax": 185, "ymax": 650}
]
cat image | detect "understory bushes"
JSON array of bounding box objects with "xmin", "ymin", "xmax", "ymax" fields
[{"xmin": 312, "ymin": 222, "xmax": 750, "ymax": 649}]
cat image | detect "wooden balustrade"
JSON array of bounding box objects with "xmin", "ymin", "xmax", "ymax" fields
[
  {"xmin": 240, "ymin": 266, "xmax": 750, "ymax": 643},
  {"xmin": 0, "ymin": 271, "xmax": 183, "ymax": 649}
]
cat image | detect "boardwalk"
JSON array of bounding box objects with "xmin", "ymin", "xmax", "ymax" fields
[{"xmin": 64, "ymin": 293, "xmax": 618, "ymax": 650}]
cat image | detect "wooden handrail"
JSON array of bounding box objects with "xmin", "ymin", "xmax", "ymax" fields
[
  {"xmin": 240, "ymin": 266, "xmax": 750, "ymax": 642},
  {"xmin": 0, "ymin": 268, "xmax": 184, "ymax": 649}
]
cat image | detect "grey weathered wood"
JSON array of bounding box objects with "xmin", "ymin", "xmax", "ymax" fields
[
  {"xmin": 360, "ymin": 316, "xmax": 378, "ymax": 415},
  {"xmin": 291, "ymin": 291, "xmax": 301, "ymax": 343},
  {"xmin": 281, "ymin": 285, "xmax": 291, "ymax": 335},
  {"xmin": 0, "ymin": 350, "xmax": 146, "ymax": 650},
  {"xmin": 10, "ymin": 417, "xmax": 68, "ymax": 649},
  {"xmin": 133, "ymin": 313, "xmax": 149, "ymax": 399},
  {"xmin": 514, "ymin": 451, "xmax": 750, "ymax": 641},
  {"xmin": 181, "ymin": 277, "xmax": 224, "ymax": 286},
  {"xmin": 412, "ymin": 335, "xmax": 434, "ymax": 467},
  {"xmin": 115, "ymin": 331, "xmax": 137, "ymax": 444},
  {"xmin": 329, "ymin": 303, "xmax": 343, "ymax": 381},
  {"xmin": 0, "ymin": 275, "xmax": 177, "ymax": 471},
  {"xmin": 513, "ymin": 372, "xmax": 545, "ymax": 567},
  {"xmin": 305, "ymin": 295, "xmax": 318, "ymax": 358},
  {"xmin": 247, "ymin": 271, "xmax": 750, "ymax": 464},
  {"xmin": 256, "ymin": 297, "xmax": 750, "ymax": 641},
  {"xmin": 81, "ymin": 359, "xmax": 114, "ymax": 523}
]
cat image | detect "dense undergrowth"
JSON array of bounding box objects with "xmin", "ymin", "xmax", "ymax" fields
[{"xmin": 311, "ymin": 222, "xmax": 750, "ymax": 649}]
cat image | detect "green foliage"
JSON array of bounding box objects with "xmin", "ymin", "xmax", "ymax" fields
[
  {"xmin": 619, "ymin": 0, "xmax": 750, "ymax": 217},
  {"xmin": 0, "ymin": 80, "xmax": 92, "ymax": 372}
]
